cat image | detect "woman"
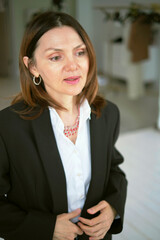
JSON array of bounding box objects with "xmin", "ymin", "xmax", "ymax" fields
[{"xmin": 0, "ymin": 11, "xmax": 127, "ymax": 240}]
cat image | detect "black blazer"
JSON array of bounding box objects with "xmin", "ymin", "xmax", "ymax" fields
[{"xmin": 0, "ymin": 100, "xmax": 127, "ymax": 240}]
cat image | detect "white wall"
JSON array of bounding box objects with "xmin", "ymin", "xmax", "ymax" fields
[
  {"xmin": 76, "ymin": 0, "xmax": 94, "ymax": 42},
  {"xmin": 9, "ymin": 0, "xmax": 51, "ymax": 78}
]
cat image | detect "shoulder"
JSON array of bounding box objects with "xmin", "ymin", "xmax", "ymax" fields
[
  {"xmin": 102, "ymin": 100, "xmax": 120, "ymax": 119},
  {"xmin": 91, "ymin": 99, "xmax": 120, "ymax": 121},
  {"xmin": 91, "ymin": 100, "xmax": 120, "ymax": 129},
  {"xmin": 0, "ymin": 101, "xmax": 49, "ymax": 127},
  {"xmin": 0, "ymin": 101, "xmax": 35, "ymax": 132},
  {"xmin": 102, "ymin": 100, "xmax": 121, "ymax": 140},
  {"xmin": 0, "ymin": 103, "xmax": 24, "ymax": 137},
  {"xmin": 0, "ymin": 101, "xmax": 26, "ymax": 120},
  {"xmin": 99, "ymin": 100, "xmax": 120, "ymax": 133}
]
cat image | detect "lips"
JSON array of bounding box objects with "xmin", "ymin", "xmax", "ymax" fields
[
  {"xmin": 64, "ymin": 76, "xmax": 80, "ymax": 81},
  {"xmin": 64, "ymin": 76, "xmax": 80, "ymax": 84}
]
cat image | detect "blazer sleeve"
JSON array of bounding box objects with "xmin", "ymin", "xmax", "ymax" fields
[
  {"xmin": 0, "ymin": 134, "xmax": 56, "ymax": 240},
  {"xmin": 104, "ymin": 105, "xmax": 128, "ymax": 234}
]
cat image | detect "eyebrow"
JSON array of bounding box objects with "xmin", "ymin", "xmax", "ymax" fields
[{"xmin": 44, "ymin": 43, "xmax": 86, "ymax": 52}]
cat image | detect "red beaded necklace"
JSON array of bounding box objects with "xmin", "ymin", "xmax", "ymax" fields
[{"xmin": 64, "ymin": 107, "xmax": 80, "ymax": 138}]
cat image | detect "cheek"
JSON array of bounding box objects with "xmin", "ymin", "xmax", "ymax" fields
[
  {"xmin": 38, "ymin": 64, "xmax": 61, "ymax": 80},
  {"xmin": 82, "ymin": 58, "xmax": 89, "ymax": 75}
]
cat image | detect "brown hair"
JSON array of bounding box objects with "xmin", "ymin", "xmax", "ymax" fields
[{"xmin": 12, "ymin": 11, "xmax": 105, "ymax": 118}]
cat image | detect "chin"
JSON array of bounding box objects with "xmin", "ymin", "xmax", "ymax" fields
[{"xmin": 67, "ymin": 87, "xmax": 84, "ymax": 96}]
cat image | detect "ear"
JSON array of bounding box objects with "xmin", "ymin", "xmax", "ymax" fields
[{"xmin": 23, "ymin": 56, "xmax": 39, "ymax": 77}]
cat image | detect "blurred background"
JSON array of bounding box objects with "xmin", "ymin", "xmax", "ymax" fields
[{"xmin": 0, "ymin": 0, "xmax": 160, "ymax": 239}]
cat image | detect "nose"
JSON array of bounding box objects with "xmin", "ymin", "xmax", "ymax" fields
[{"xmin": 64, "ymin": 56, "xmax": 78, "ymax": 72}]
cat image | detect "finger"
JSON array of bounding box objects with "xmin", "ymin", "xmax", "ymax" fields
[
  {"xmin": 87, "ymin": 201, "xmax": 107, "ymax": 214},
  {"xmin": 78, "ymin": 221, "xmax": 106, "ymax": 239},
  {"xmin": 89, "ymin": 229, "xmax": 106, "ymax": 240},
  {"xmin": 78, "ymin": 217, "xmax": 91, "ymax": 226},
  {"xmin": 67, "ymin": 208, "xmax": 81, "ymax": 220},
  {"xmin": 78, "ymin": 221, "xmax": 101, "ymax": 233},
  {"xmin": 78, "ymin": 214, "xmax": 103, "ymax": 226},
  {"xmin": 78, "ymin": 221, "xmax": 96, "ymax": 237},
  {"xmin": 74, "ymin": 224, "xmax": 83, "ymax": 235}
]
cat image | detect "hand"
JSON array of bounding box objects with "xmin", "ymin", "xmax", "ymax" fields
[
  {"xmin": 78, "ymin": 200, "xmax": 116, "ymax": 240},
  {"xmin": 53, "ymin": 208, "xmax": 83, "ymax": 240}
]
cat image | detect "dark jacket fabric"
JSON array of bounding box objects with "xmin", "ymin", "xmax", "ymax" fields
[{"xmin": 0, "ymin": 100, "xmax": 127, "ymax": 240}]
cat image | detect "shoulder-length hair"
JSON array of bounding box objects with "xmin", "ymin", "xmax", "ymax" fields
[{"xmin": 12, "ymin": 11, "xmax": 105, "ymax": 119}]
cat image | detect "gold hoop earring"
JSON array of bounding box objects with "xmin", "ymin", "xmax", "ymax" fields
[{"xmin": 33, "ymin": 75, "xmax": 42, "ymax": 86}]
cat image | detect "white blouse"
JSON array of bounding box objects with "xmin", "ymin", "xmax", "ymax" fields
[{"xmin": 49, "ymin": 99, "xmax": 91, "ymax": 222}]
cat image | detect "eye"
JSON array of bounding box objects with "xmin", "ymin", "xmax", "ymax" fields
[
  {"xmin": 76, "ymin": 49, "xmax": 87, "ymax": 57},
  {"xmin": 49, "ymin": 55, "xmax": 63, "ymax": 61}
]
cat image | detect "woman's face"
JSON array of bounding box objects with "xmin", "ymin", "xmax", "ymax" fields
[{"xmin": 28, "ymin": 26, "xmax": 89, "ymax": 102}]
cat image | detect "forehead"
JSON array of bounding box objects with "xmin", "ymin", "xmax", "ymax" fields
[{"xmin": 36, "ymin": 26, "xmax": 84, "ymax": 50}]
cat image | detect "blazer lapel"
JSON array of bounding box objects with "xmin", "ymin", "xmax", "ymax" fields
[
  {"xmin": 81, "ymin": 111, "xmax": 108, "ymax": 218},
  {"xmin": 31, "ymin": 108, "xmax": 68, "ymax": 214}
]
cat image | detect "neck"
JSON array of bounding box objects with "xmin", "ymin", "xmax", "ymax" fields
[
  {"xmin": 59, "ymin": 96, "xmax": 76, "ymax": 112},
  {"xmin": 56, "ymin": 96, "xmax": 79, "ymax": 126}
]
